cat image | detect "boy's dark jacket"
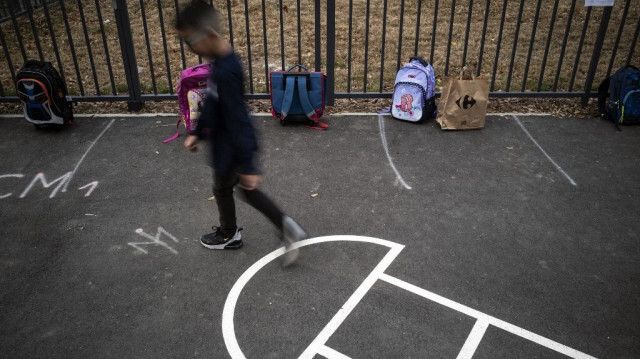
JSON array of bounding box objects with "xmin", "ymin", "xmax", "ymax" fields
[{"xmin": 190, "ymin": 52, "xmax": 259, "ymax": 176}]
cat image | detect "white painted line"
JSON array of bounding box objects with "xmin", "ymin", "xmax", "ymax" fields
[
  {"xmin": 299, "ymin": 243, "xmax": 404, "ymax": 359},
  {"xmin": 493, "ymin": 112, "xmax": 552, "ymax": 117},
  {"xmin": 0, "ymin": 113, "xmax": 177, "ymax": 119},
  {"xmin": 380, "ymin": 274, "xmax": 596, "ymax": 359},
  {"xmin": 317, "ymin": 345, "xmax": 353, "ymax": 359},
  {"xmin": 377, "ymin": 115, "xmax": 412, "ymax": 190},
  {"xmin": 0, "ymin": 112, "xmax": 553, "ymax": 119},
  {"xmin": 222, "ymin": 235, "xmax": 404, "ymax": 359},
  {"xmin": 62, "ymin": 119, "xmax": 115, "ymax": 192},
  {"xmin": 337, "ymin": 112, "xmax": 552, "ymax": 117},
  {"xmin": 456, "ymin": 319, "xmax": 490, "ymax": 359},
  {"xmin": 512, "ymin": 115, "xmax": 577, "ymax": 187}
]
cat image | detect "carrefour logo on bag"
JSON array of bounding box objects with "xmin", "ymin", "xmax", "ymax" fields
[{"xmin": 456, "ymin": 95, "xmax": 476, "ymax": 110}]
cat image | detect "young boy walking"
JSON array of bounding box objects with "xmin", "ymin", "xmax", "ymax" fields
[{"xmin": 175, "ymin": 0, "xmax": 306, "ymax": 266}]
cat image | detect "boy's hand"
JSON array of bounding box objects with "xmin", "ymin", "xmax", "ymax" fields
[
  {"xmin": 184, "ymin": 135, "xmax": 199, "ymax": 152},
  {"xmin": 237, "ymin": 174, "xmax": 263, "ymax": 190}
]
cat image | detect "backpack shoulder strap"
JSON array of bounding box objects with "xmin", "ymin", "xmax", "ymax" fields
[
  {"xmin": 280, "ymin": 76, "xmax": 296, "ymax": 119},
  {"xmin": 297, "ymin": 76, "xmax": 328, "ymax": 130}
]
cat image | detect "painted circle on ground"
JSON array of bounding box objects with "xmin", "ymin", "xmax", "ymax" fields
[{"xmin": 221, "ymin": 235, "xmax": 404, "ymax": 359}]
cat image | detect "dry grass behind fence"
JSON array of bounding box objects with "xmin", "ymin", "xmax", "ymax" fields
[{"xmin": 0, "ymin": 0, "xmax": 638, "ymax": 101}]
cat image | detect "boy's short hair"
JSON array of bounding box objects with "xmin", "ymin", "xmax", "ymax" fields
[{"xmin": 175, "ymin": 0, "xmax": 221, "ymax": 33}]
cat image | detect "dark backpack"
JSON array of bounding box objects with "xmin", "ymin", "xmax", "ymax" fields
[
  {"xmin": 598, "ymin": 65, "xmax": 640, "ymax": 129},
  {"xmin": 16, "ymin": 60, "xmax": 73, "ymax": 128}
]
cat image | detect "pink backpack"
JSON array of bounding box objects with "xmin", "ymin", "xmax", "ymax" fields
[{"xmin": 163, "ymin": 63, "xmax": 213, "ymax": 143}]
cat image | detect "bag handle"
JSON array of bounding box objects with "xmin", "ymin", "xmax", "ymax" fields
[
  {"xmin": 287, "ymin": 64, "xmax": 308, "ymax": 72},
  {"xmin": 409, "ymin": 56, "xmax": 429, "ymax": 67}
]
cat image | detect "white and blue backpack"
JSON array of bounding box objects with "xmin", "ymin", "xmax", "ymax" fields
[{"xmin": 390, "ymin": 56, "xmax": 436, "ymax": 122}]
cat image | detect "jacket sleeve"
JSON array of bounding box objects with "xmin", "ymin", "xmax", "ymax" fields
[{"xmin": 217, "ymin": 66, "xmax": 260, "ymax": 174}]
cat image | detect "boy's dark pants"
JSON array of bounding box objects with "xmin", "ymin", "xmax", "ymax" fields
[{"xmin": 214, "ymin": 172, "xmax": 284, "ymax": 234}]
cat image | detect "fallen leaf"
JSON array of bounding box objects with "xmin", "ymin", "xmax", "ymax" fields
[
  {"xmin": 208, "ymin": 196, "xmax": 216, "ymax": 201},
  {"xmin": 311, "ymin": 193, "xmax": 319, "ymax": 198}
]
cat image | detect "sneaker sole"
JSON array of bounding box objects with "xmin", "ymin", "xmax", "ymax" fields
[{"xmin": 200, "ymin": 238, "xmax": 243, "ymax": 250}]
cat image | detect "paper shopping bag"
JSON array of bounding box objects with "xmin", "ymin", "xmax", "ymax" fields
[{"xmin": 436, "ymin": 75, "xmax": 489, "ymax": 130}]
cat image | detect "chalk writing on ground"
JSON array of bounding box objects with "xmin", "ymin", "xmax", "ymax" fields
[
  {"xmin": 0, "ymin": 172, "xmax": 99, "ymax": 199},
  {"xmin": 128, "ymin": 227, "xmax": 179, "ymax": 255}
]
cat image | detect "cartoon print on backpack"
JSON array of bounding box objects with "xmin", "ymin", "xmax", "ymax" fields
[{"xmin": 395, "ymin": 93, "xmax": 417, "ymax": 117}]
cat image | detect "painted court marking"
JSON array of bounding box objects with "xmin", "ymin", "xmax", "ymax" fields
[
  {"xmin": 377, "ymin": 115, "xmax": 412, "ymax": 190},
  {"xmin": 62, "ymin": 119, "xmax": 116, "ymax": 192},
  {"xmin": 512, "ymin": 115, "xmax": 577, "ymax": 187},
  {"xmin": 222, "ymin": 235, "xmax": 596, "ymax": 359}
]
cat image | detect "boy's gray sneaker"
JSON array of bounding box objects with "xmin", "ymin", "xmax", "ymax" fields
[{"xmin": 281, "ymin": 216, "xmax": 306, "ymax": 267}]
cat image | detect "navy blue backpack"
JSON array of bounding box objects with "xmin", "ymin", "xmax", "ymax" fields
[
  {"xmin": 598, "ymin": 65, "xmax": 640, "ymax": 129},
  {"xmin": 270, "ymin": 64, "xmax": 328, "ymax": 130}
]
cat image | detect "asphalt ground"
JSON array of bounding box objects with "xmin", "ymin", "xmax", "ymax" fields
[{"xmin": 0, "ymin": 113, "xmax": 639, "ymax": 359}]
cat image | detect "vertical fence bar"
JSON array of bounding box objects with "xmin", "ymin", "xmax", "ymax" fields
[
  {"xmin": 396, "ymin": 0, "xmax": 405, "ymax": 71},
  {"xmin": 477, "ymin": 0, "xmax": 491, "ymax": 76},
  {"xmin": 462, "ymin": 0, "xmax": 473, "ymax": 68},
  {"xmin": 94, "ymin": 0, "xmax": 116, "ymax": 95},
  {"xmin": 24, "ymin": 1, "xmax": 43, "ymax": 61},
  {"xmin": 582, "ymin": 6, "xmax": 612, "ymax": 105},
  {"xmin": 363, "ymin": 0, "xmax": 370, "ymax": 92},
  {"xmin": 59, "ymin": 0, "xmax": 84, "ymax": 95},
  {"xmin": 77, "ymin": 0, "xmax": 100, "ymax": 95},
  {"xmin": 156, "ymin": 0, "xmax": 174, "ymax": 94},
  {"xmin": 506, "ymin": 0, "xmax": 525, "ymax": 92},
  {"xmin": 279, "ymin": 0, "xmax": 284, "ymax": 69},
  {"xmin": 173, "ymin": 0, "xmax": 187, "ymax": 70},
  {"xmin": 626, "ymin": 18, "xmax": 640, "ymax": 66},
  {"xmin": 7, "ymin": 1, "xmax": 27, "ymax": 64},
  {"xmin": 139, "ymin": 0, "xmax": 157, "ymax": 94},
  {"xmin": 606, "ymin": 0, "xmax": 629, "ymax": 78},
  {"xmin": 113, "ymin": 0, "xmax": 142, "ymax": 110},
  {"xmin": 261, "ymin": 0, "xmax": 269, "ymax": 89},
  {"xmin": 570, "ymin": 7, "xmax": 591, "ymax": 92},
  {"xmin": 537, "ymin": 0, "xmax": 559, "ymax": 92},
  {"xmin": 347, "ymin": 0, "xmax": 352, "ymax": 92},
  {"xmin": 444, "ymin": 0, "xmax": 455, "ymax": 75},
  {"xmin": 226, "ymin": 0, "xmax": 234, "ymax": 47},
  {"xmin": 627, "ymin": 15, "xmax": 640, "ymax": 66},
  {"xmin": 491, "ymin": 0, "xmax": 508, "ymax": 91},
  {"xmin": 297, "ymin": 0, "xmax": 301, "ymax": 65},
  {"xmin": 521, "ymin": 0, "xmax": 542, "ymax": 91},
  {"xmin": 554, "ymin": 0, "xmax": 577, "ymax": 91},
  {"xmin": 41, "ymin": 0, "xmax": 65, "ymax": 82},
  {"xmin": 314, "ymin": 0, "xmax": 321, "ymax": 71},
  {"xmin": 0, "ymin": 25, "xmax": 16, "ymax": 85},
  {"xmin": 414, "ymin": 0, "xmax": 422, "ymax": 57},
  {"xmin": 430, "ymin": 0, "xmax": 438, "ymax": 65},
  {"xmin": 380, "ymin": 0, "xmax": 388, "ymax": 91},
  {"xmin": 326, "ymin": 0, "xmax": 335, "ymax": 105},
  {"xmin": 243, "ymin": 0, "xmax": 254, "ymax": 92}
]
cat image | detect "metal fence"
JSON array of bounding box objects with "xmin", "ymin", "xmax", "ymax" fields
[{"xmin": 0, "ymin": 0, "xmax": 638, "ymax": 110}]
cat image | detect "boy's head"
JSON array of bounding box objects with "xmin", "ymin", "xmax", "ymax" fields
[{"xmin": 175, "ymin": 0, "xmax": 226, "ymax": 58}]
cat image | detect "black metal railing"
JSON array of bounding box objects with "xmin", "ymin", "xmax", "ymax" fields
[{"xmin": 0, "ymin": 0, "xmax": 638, "ymax": 110}]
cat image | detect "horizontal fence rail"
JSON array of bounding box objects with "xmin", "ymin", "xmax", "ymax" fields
[{"xmin": 0, "ymin": 0, "xmax": 638, "ymax": 110}]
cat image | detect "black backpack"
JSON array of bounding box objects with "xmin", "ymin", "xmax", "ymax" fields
[
  {"xmin": 16, "ymin": 60, "xmax": 73, "ymax": 128},
  {"xmin": 598, "ymin": 65, "xmax": 640, "ymax": 129}
]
